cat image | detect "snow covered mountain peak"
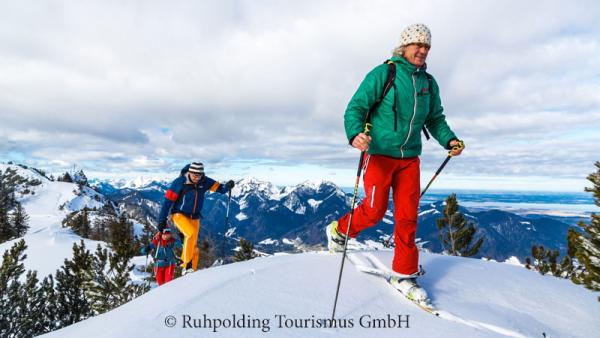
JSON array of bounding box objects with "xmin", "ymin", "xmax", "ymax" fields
[
  {"xmin": 281, "ymin": 179, "xmax": 337, "ymax": 195},
  {"xmin": 232, "ymin": 177, "xmax": 281, "ymax": 199},
  {"xmin": 90, "ymin": 176, "xmax": 170, "ymax": 190}
]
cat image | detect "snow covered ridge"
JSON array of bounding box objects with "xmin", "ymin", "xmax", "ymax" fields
[
  {"xmin": 92, "ymin": 175, "xmax": 577, "ymax": 262},
  {"xmin": 41, "ymin": 251, "xmax": 600, "ymax": 338},
  {"xmin": 230, "ymin": 177, "xmax": 344, "ymax": 201},
  {"xmin": 0, "ymin": 163, "xmax": 122, "ymax": 277},
  {"xmin": 0, "ymin": 162, "xmax": 48, "ymax": 182},
  {"xmin": 89, "ymin": 176, "xmax": 170, "ymax": 190}
]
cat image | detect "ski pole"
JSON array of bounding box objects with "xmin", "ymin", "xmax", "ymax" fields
[
  {"xmin": 420, "ymin": 141, "xmax": 464, "ymax": 198},
  {"xmin": 145, "ymin": 251, "xmax": 149, "ymax": 277},
  {"xmin": 153, "ymin": 240, "xmax": 161, "ymax": 277},
  {"xmin": 220, "ymin": 190, "xmax": 232, "ymax": 263},
  {"xmin": 331, "ymin": 123, "xmax": 372, "ymax": 320}
]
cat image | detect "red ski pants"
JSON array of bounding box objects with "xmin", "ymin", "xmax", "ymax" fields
[
  {"xmin": 337, "ymin": 155, "xmax": 420, "ymax": 275},
  {"xmin": 154, "ymin": 264, "xmax": 175, "ymax": 285}
]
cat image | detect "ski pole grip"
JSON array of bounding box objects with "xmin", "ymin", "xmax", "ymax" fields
[
  {"xmin": 363, "ymin": 123, "xmax": 373, "ymax": 136},
  {"xmin": 448, "ymin": 140, "xmax": 465, "ymax": 155}
]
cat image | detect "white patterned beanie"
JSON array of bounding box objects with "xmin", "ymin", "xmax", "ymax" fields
[
  {"xmin": 400, "ymin": 24, "xmax": 431, "ymax": 47},
  {"xmin": 188, "ymin": 162, "xmax": 204, "ymax": 175}
]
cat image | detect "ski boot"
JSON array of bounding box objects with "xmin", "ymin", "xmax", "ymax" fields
[
  {"xmin": 390, "ymin": 277, "xmax": 431, "ymax": 306},
  {"xmin": 181, "ymin": 261, "xmax": 194, "ymax": 276},
  {"xmin": 326, "ymin": 221, "xmax": 347, "ymax": 253}
]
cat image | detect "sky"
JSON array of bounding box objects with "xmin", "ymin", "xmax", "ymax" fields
[{"xmin": 0, "ymin": 0, "xmax": 599, "ymax": 191}]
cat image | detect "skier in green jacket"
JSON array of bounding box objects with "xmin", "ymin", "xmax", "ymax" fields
[{"xmin": 327, "ymin": 23, "xmax": 464, "ymax": 305}]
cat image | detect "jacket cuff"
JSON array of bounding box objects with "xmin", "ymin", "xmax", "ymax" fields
[
  {"xmin": 348, "ymin": 134, "xmax": 358, "ymax": 146},
  {"xmin": 446, "ymin": 137, "xmax": 459, "ymax": 150}
]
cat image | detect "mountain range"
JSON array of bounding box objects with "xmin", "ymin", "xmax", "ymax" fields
[{"xmin": 91, "ymin": 177, "xmax": 575, "ymax": 262}]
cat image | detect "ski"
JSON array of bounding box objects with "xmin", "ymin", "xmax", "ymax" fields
[
  {"xmin": 347, "ymin": 252, "xmax": 440, "ymax": 316},
  {"xmin": 399, "ymin": 295, "xmax": 439, "ymax": 316},
  {"xmin": 346, "ymin": 252, "xmax": 537, "ymax": 336}
]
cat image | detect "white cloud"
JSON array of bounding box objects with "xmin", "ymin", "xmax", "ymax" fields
[{"xmin": 0, "ymin": 0, "xmax": 598, "ymax": 190}]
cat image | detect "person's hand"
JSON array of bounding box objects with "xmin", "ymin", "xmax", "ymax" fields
[
  {"xmin": 449, "ymin": 139, "xmax": 465, "ymax": 156},
  {"xmin": 351, "ymin": 133, "xmax": 371, "ymax": 152},
  {"xmin": 225, "ymin": 180, "xmax": 235, "ymax": 190}
]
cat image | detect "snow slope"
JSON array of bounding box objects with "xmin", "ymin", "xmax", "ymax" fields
[
  {"xmin": 0, "ymin": 164, "xmax": 106, "ymax": 278},
  {"xmin": 43, "ymin": 250, "xmax": 599, "ymax": 338}
]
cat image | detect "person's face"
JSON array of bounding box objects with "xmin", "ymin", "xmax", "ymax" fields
[
  {"xmin": 403, "ymin": 43, "xmax": 430, "ymax": 67},
  {"xmin": 189, "ymin": 172, "xmax": 202, "ymax": 184},
  {"xmin": 162, "ymin": 232, "xmax": 171, "ymax": 240}
]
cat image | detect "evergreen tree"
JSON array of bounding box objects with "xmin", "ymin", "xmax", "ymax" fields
[
  {"xmin": 91, "ymin": 213, "xmax": 112, "ymax": 241},
  {"xmin": 16, "ymin": 270, "xmax": 44, "ymax": 337},
  {"xmin": 84, "ymin": 245, "xmax": 112, "ymax": 314},
  {"xmin": 528, "ymin": 245, "xmax": 562, "ymax": 276},
  {"xmin": 73, "ymin": 169, "xmax": 88, "ymax": 187},
  {"xmin": 0, "ymin": 201, "xmax": 13, "ymax": 243},
  {"xmin": 109, "ymin": 213, "xmax": 136, "ymax": 258},
  {"xmin": 37, "ymin": 275, "xmax": 60, "ymax": 333},
  {"xmin": 105, "ymin": 247, "xmax": 148, "ymax": 307},
  {"xmin": 55, "ymin": 241, "xmax": 94, "ymax": 326},
  {"xmin": 139, "ymin": 220, "xmax": 156, "ymax": 250},
  {"xmin": 0, "ymin": 240, "xmax": 27, "ymax": 338},
  {"xmin": 58, "ymin": 172, "xmax": 73, "ymax": 183},
  {"xmin": 436, "ymin": 194, "xmax": 484, "ymax": 257},
  {"xmin": 568, "ymin": 161, "xmax": 600, "ymax": 296},
  {"xmin": 69, "ymin": 209, "xmax": 91, "ymax": 238},
  {"xmin": 0, "ymin": 240, "xmax": 58, "ymax": 337},
  {"xmin": 0, "ymin": 173, "xmax": 17, "ymax": 243},
  {"xmin": 233, "ymin": 238, "xmax": 257, "ymax": 262},
  {"xmin": 559, "ymin": 255, "xmax": 574, "ymax": 278},
  {"xmin": 85, "ymin": 245, "xmax": 148, "ymax": 314},
  {"xmin": 11, "ymin": 202, "xmax": 30, "ymax": 237}
]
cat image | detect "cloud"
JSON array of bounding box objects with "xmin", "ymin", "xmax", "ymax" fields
[{"xmin": 0, "ymin": 0, "xmax": 598, "ymax": 189}]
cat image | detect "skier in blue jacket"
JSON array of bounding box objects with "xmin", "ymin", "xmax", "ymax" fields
[{"xmin": 157, "ymin": 162, "xmax": 234, "ymax": 274}]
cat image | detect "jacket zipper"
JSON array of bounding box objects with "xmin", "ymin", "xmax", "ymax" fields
[
  {"xmin": 400, "ymin": 71, "xmax": 418, "ymax": 158},
  {"xmin": 394, "ymin": 85, "xmax": 398, "ymax": 132}
]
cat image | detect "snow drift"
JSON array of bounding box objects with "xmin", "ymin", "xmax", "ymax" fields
[{"xmin": 42, "ymin": 250, "xmax": 599, "ymax": 338}]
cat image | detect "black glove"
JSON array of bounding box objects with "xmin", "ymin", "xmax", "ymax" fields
[
  {"xmin": 225, "ymin": 180, "xmax": 235, "ymax": 190},
  {"xmin": 157, "ymin": 220, "xmax": 166, "ymax": 232}
]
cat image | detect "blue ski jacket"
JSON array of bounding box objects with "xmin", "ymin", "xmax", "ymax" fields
[
  {"xmin": 157, "ymin": 164, "xmax": 230, "ymax": 226},
  {"xmin": 141, "ymin": 235, "xmax": 183, "ymax": 267}
]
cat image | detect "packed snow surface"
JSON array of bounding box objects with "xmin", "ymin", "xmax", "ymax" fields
[{"xmin": 42, "ymin": 250, "xmax": 599, "ymax": 338}]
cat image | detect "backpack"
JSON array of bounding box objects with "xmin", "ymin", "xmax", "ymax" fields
[
  {"xmin": 179, "ymin": 164, "xmax": 191, "ymax": 176},
  {"xmin": 369, "ymin": 60, "xmax": 431, "ymax": 140}
]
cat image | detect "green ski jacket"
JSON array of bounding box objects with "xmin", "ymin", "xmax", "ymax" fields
[{"xmin": 344, "ymin": 56, "xmax": 457, "ymax": 158}]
